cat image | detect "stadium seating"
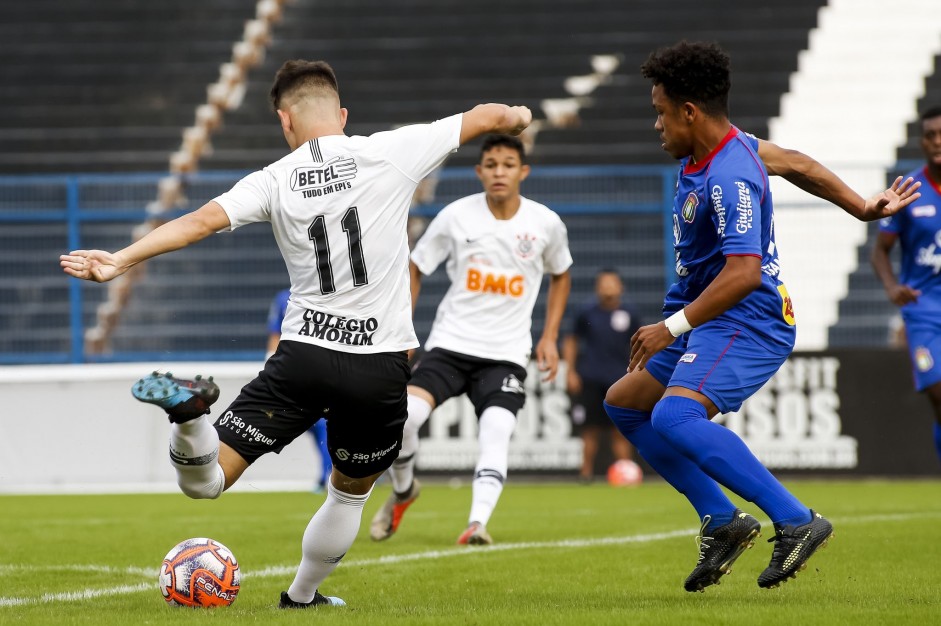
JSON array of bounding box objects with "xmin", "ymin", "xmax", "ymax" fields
[
  {"xmin": 0, "ymin": 0, "xmax": 830, "ymax": 172},
  {"xmin": 2, "ymin": 0, "xmax": 840, "ymax": 360},
  {"xmin": 828, "ymin": 50, "xmax": 941, "ymax": 347},
  {"xmin": 203, "ymin": 0, "xmax": 825, "ymax": 170},
  {"xmin": 0, "ymin": 0, "xmax": 257, "ymax": 173}
]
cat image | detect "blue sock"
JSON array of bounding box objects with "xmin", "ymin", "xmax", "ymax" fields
[
  {"xmin": 705, "ymin": 510, "xmax": 735, "ymax": 529},
  {"xmin": 934, "ymin": 423, "xmax": 941, "ymax": 465},
  {"xmin": 310, "ymin": 418, "xmax": 332, "ymax": 485},
  {"xmin": 604, "ymin": 402, "xmax": 736, "ymax": 522},
  {"xmin": 651, "ymin": 396, "xmax": 811, "ymax": 527}
]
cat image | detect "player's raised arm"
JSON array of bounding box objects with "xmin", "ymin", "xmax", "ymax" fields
[
  {"xmin": 459, "ymin": 104, "xmax": 532, "ymax": 145},
  {"xmin": 59, "ymin": 201, "xmax": 231, "ymax": 283},
  {"xmin": 756, "ymin": 139, "xmax": 921, "ymax": 221}
]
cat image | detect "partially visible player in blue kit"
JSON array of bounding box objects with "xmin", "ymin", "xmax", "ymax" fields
[
  {"xmin": 872, "ymin": 106, "xmax": 941, "ymax": 466},
  {"xmin": 603, "ymin": 41, "xmax": 922, "ymax": 592},
  {"xmin": 267, "ymin": 288, "xmax": 332, "ymax": 492}
]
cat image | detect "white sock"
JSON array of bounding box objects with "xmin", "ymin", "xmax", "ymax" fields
[
  {"xmin": 169, "ymin": 416, "xmax": 224, "ymax": 500},
  {"xmin": 389, "ymin": 394, "xmax": 433, "ymax": 494},
  {"xmin": 287, "ymin": 482, "xmax": 371, "ymax": 603},
  {"xmin": 468, "ymin": 406, "xmax": 515, "ymax": 526}
]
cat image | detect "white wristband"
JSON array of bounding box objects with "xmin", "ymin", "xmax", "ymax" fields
[{"xmin": 664, "ymin": 309, "xmax": 693, "ymax": 337}]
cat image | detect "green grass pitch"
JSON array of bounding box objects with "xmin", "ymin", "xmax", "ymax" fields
[{"xmin": 2, "ymin": 479, "xmax": 940, "ymax": 625}]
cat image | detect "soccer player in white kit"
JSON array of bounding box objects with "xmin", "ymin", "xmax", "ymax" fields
[
  {"xmin": 60, "ymin": 60, "xmax": 533, "ymax": 609},
  {"xmin": 370, "ymin": 134, "xmax": 573, "ymax": 545}
]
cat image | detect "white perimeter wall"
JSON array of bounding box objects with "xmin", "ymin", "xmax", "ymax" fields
[
  {"xmin": 0, "ymin": 364, "xmax": 314, "ymax": 494},
  {"xmin": 769, "ymin": 0, "xmax": 941, "ymax": 349},
  {"xmin": 0, "ymin": 362, "xmax": 580, "ymax": 494}
]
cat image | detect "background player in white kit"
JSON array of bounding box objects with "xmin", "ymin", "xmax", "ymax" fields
[
  {"xmin": 370, "ymin": 134, "xmax": 573, "ymax": 545},
  {"xmin": 60, "ymin": 60, "xmax": 532, "ymax": 609}
]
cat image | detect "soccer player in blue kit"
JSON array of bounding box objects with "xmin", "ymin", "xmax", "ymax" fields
[
  {"xmin": 603, "ymin": 41, "xmax": 922, "ymax": 592},
  {"xmin": 872, "ymin": 106, "xmax": 941, "ymax": 466}
]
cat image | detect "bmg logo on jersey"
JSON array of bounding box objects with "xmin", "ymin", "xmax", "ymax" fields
[
  {"xmin": 734, "ymin": 181, "xmax": 753, "ymax": 234},
  {"xmin": 466, "ymin": 267, "xmax": 524, "ymax": 297}
]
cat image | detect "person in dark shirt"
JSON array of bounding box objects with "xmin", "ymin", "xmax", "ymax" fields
[{"xmin": 563, "ymin": 269, "xmax": 642, "ymax": 483}]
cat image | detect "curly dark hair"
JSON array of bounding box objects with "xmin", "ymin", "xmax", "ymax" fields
[
  {"xmin": 641, "ymin": 41, "xmax": 731, "ymax": 118},
  {"xmin": 921, "ymin": 106, "xmax": 941, "ymax": 123},
  {"xmin": 480, "ymin": 134, "xmax": 527, "ymax": 164},
  {"xmin": 269, "ymin": 60, "xmax": 339, "ymax": 112}
]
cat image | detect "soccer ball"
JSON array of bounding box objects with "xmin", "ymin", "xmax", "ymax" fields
[
  {"xmin": 607, "ymin": 459, "xmax": 643, "ymax": 486},
  {"xmin": 159, "ymin": 537, "xmax": 240, "ymax": 608}
]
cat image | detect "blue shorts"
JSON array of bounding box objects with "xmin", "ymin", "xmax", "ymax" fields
[
  {"xmin": 645, "ymin": 321, "xmax": 792, "ymax": 413},
  {"xmin": 904, "ymin": 318, "xmax": 941, "ymax": 391}
]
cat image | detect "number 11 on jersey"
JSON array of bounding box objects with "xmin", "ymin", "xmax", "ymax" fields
[{"xmin": 308, "ymin": 206, "xmax": 369, "ymax": 294}]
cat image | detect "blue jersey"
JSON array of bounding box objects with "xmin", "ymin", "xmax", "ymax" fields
[
  {"xmin": 665, "ymin": 127, "xmax": 795, "ymax": 348},
  {"xmin": 267, "ymin": 288, "xmax": 291, "ymax": 334},
  {"xmin": 879, "ymin": 166, "xmax": 941, "ymax": 321}
]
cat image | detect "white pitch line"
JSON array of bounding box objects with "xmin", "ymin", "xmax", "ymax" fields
[
  {"xmin": 3, "ymin": 509, "xmax": 940, "ymax": 608},
  {"xmin": 0, "ymin": 527, "xmax": 697, "ymax": 607},
  {"xmin": 247, "ymin": 527, "xmax": 696, "ymax": 579},
  {"xmin": 0, "ymin": 564, "xmax": 153, "ymax": 577},
  {"xmin": 0, "ymin": 583, "xmax": 153, "ymax": 608}
]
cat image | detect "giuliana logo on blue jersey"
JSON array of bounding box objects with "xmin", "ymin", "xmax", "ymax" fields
[
  {"xmin": 682, "ymin": 192, "xmax": 698, "ymax": 223},
  {"xmin": 915, "ymin": 230, "xmax": 941, "ymax": 275},
  {"xmin": 734, "ymin": 181, "xmax": 754, "ymax": 234}
]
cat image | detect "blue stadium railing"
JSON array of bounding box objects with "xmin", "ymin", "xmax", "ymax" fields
[{"xmin": 0, "ymin": 166, "xmax": 678, "ymax": 364}]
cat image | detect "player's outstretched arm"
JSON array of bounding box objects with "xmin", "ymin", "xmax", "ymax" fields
[
  {"xmin": 860, "ymin": 176, "xmax": 921, "ymax": 221},
  {"xmin": 535, "ymin": 271, "xmax": 571, "ymax": 382},
  {"xmin": 756, "ymin": 139, "xmax": 921, "ymax": 221},
  {"xmin": 59, "ymin": 201, "xmax": 231, "ymax": 283},
  {"xmin": 460, "ymin": 104, "xmax": 532, "ymax": 145}
]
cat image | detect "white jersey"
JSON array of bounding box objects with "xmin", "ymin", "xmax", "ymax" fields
[
  {"xmin": 412, "ymin": 193, "xmax": 573, "ymax": 367},
  {"xmin": 214, "ymin": 114, "xmax": 462, "ymax": 353}
]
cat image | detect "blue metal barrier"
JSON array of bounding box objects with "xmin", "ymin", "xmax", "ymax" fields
[{"xmin": 0, "ymin": 166, "xmax": 678, "ymax": 364}]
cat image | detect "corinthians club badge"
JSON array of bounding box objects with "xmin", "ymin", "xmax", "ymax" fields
[{"xmin": 516, "ymin": 233, "xmax": 537, "ymax": 259}]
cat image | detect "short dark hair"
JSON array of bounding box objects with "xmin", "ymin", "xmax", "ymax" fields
[
  {"xmin": 920, "ymin": 106, "xmax": 941, "ymax": 123},
  {"xmin": 480, "ymin": 134, "xmax": 527, "ymax": 164},
  {"xmin": 269, "ymin": 60, "xmax": 339, "ymax": 112},
  {"xmin": 595, "ymin": 268, "xmax": 623, "ymax": 284},
  {"xmin": 641, "ymin": 41, "xmax": 731, "ymax": 118}
]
